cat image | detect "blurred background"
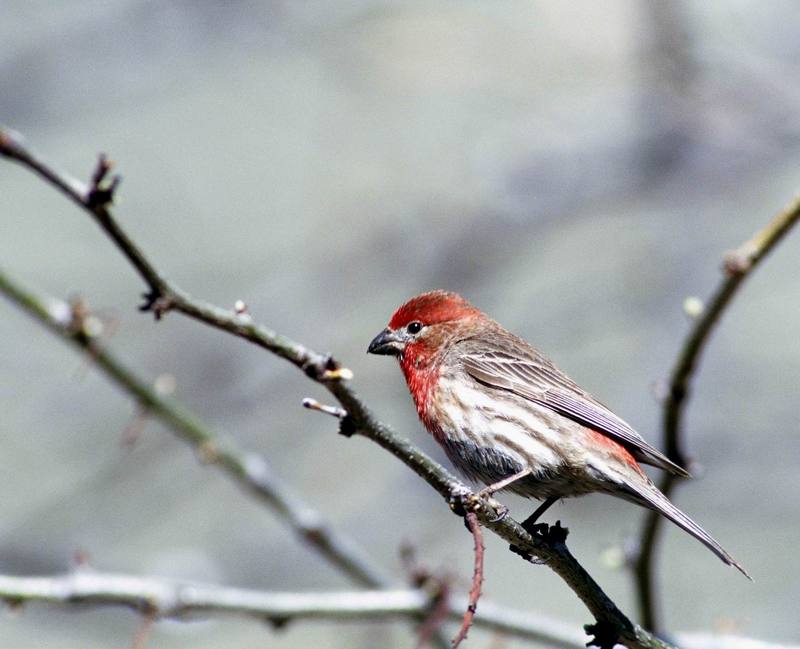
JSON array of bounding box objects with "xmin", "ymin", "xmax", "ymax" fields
[{"xmin": 2, "ymin": 1, "xmax": 799, "ymax": 647}]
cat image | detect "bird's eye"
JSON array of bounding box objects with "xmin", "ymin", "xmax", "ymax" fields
[{"xmin": 406, "ymin": 321, "xmax": 423, "ymax": 335}]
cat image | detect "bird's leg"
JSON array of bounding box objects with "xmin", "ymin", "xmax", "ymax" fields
[
  {"xmin": 520, "ymin": 495, "xmax": 558, "ymax": 533},
  {"xmin": 468, "ymin": 467, "xmax": 534, "ymax": 523},
  {"xmin": 476, "ymin": 467, "xmax": 533, "ymax": 499},
  {"xmin": 509, "ymin": 496, "xmax": 567, "ymax": 560},
  {"xmin": 451, "ymin": 468, "xmax": 535, "ymax": 529}
]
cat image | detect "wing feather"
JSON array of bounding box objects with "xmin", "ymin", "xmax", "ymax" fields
[{"xmin": 462, "ymin": 348, "xmax": 689, "ymax": 477}]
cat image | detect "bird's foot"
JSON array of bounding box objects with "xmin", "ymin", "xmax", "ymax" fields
[
  {"xmin": 584, "ymin": 620, "xmax": 620, "ymax": 649},
  {"xmin": 521, "ymin": 519, "xmax": 569, "ymax": 544},
  {"xmin": 486, "ymin": 503, "xmax": 509, "ymax": 522},
  {"xmin": 449, "ymin": 491, "xmax": 508, "ymax": 531},
  {"xmin": 509, "ymin": 519, "xmax": 570, "ymax": 560}
]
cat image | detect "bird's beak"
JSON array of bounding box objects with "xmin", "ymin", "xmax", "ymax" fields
[{"xmin": 367, "ymin": 328, "xmax": 405, "ymax": 356}]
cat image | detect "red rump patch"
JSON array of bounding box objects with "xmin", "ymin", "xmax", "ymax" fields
[
  {"xmin": 585, "ymin": 428, "xmax": 645, "ymax": 475},
  {"xmin": 389, "ymin": 291, "xmax": 480, "ymax": 329}
]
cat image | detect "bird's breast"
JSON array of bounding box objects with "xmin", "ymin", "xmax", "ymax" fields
[
  {"xmin": 426, "ymin": 375, "xmax": 613, "ymax": 498},
  {"xmin": 428, "ymin": 375, "xmax": 568, "ymax": 465}
]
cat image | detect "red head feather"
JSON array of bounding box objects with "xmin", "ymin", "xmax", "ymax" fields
[
  {"xmin": 386, "ymin": 292, "xmax": 482, "ymax": 435},
  {"xmin": 388, "ymin": 291, "xmax": 480, "ymax": 330}
]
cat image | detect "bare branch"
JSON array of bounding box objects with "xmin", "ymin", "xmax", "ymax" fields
[
  {"xmin": 1, "ymin": 128, "xmax": 676, "ymax": 649},
  {"xmin": 0, "ymin": 570, "xmax": 583, "ymax": 648},
  {"xmin": 0, "ymin": 570, "xmax": 793, "ymax": 649},
  {"xmin": 634, "ymin": 194, "xmax": 800, "ymax": 631},
  {"xmin": 0, "ymin": 270, "xmax": 388, "ymax": 591}
]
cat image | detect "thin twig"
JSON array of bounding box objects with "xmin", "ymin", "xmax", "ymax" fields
[
  {"xmin": 399, "ymin": 544, "xmax": 455, "ymax": 649},
  {"xmin": 120, "ymin": 405, "xmax": 149, "ymax": 448},
  {"xmin": 131, "ymin": 611, "xmax": 156, "ymax": 649},
  {"xmin": 0, "ymin": 570, "xmax": 583, "ymax": 648},
  {"xmin": 452, "ymin": 512, "xmax": 485, "ymax": 648},
  {"xmin": 2, "ymin": 128, "xmax": 676, "ymax": 649},
  {"xmin": 416, "ymin": 583, "xmax": 451, "ymax": 649},
  {"xmin": 0, "ymin": 270, "xmax": 388, "ymax": 591},
  {"xmin": 302, "ymin": 397, "xmax": 348, "ymax": 419},
  {"xmin": 634, "ymin": 194, "xmax": 800, "ymax": 632}
]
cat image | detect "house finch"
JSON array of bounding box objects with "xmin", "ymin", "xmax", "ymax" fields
[{"xmin": 368, "ymin": 290, "xmax": 747, "ymax": 576}]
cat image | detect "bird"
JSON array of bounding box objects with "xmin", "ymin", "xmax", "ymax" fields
[{"xmin": 367, "ymin": 290, "xmax": 747, "ymax": 576}]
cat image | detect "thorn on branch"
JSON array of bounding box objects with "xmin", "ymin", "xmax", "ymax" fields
[{"xmin": 87, "ymin": 153, "xmax": 121, "ymax": 208}]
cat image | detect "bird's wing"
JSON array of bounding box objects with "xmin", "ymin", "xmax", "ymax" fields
[{"xmin": 462, "ymin": 349, "xmax": 689, "ymax": 477}]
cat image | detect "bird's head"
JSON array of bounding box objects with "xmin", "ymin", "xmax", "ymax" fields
[
  {"xmin": 367, "ymin": 290, "xmax": 481, "ymax": 360},
  {"xmin": 367, "ymin": 290, "xmax": 484, "ymax": 424}
]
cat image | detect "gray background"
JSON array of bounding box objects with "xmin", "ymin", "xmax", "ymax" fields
[{"xmin": 2, "ymin": 1, "xmax": 799, "ymax": 647}]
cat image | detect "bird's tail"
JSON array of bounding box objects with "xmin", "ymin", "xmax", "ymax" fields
[{"xmin": 626, "ymin": 483, "xmax": 751, "ymax": 579}]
